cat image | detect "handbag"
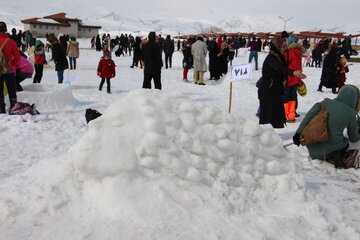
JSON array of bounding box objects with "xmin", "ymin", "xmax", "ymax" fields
[{"xmin": 300, "ymin": 99, "xmax": 329, "ymax": 146}]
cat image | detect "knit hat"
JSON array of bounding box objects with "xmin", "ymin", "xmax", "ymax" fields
[
  {"xmin": 35, "ymin": 40, "xmax": 43, "ymax": 48},
  {"xmin": 70, "ymin": 36, "xmax": 76, "ymax": 41},
  {"xmin": 288, "ymin": 34, "xmax": 298, "ymax": 44}
]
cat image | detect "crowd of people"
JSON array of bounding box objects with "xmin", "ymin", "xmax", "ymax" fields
[
  {"xmin": 1, "ymin": 20, "xmax": 359, "ymax": 169},
  {"xmin": 0, "ymin": 21, "xmax": 80, "ymax": 114}
]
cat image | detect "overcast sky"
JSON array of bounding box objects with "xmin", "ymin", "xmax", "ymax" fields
[{"xmin": 6, "ymin": 0, "xmax": 360, "ymax": 32}]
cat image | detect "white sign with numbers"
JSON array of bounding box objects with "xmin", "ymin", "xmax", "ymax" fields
[{"xmin": 231, "ymin": 64, "xmax": 252, "ymax": 82}]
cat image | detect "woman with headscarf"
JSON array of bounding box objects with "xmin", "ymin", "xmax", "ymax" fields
[
  {"xmin": 47, "ymin": 34, "xmax": 69, "ymax": 84},
  {"xmin": 257, "ymin": 36, "xmax": 306, "ymax": 128}
]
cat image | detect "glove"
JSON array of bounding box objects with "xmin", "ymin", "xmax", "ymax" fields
[
  {"xmin": 97, "ymin": 72, "xmax": 101, "ymax": 77},
  {"xmin": 293, "ymin": 133, "xmax": 301, "ymax": 146}
]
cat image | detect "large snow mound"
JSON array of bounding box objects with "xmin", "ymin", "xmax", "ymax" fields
[{"xmin": 69, "ymin": 89, "xmax": 331, "ymax": 239}]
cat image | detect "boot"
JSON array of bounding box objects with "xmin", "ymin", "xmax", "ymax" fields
[
  {"xmin": 317, "ymin": 84, "xmax": 323, "ymax": 92},
  {"xmin": 0, "ymin": 104, "xmax": 5, "ymax": 114},
  {"xmin": 287, "ymin": 101, "xmax": 296, "ymax": 122},
  {"xmin": 283, "ymin": 102, "xmax": 289, "ymax": 120},
  {"xmin": 10, "ymin": 98, "xmax": 17, "ymax": 109}
]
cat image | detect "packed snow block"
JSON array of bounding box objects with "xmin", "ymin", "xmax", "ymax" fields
[
  {"xmin": 70, "ymin": 89, "xmax": 306, "ymax": 224},
  {"xmin": 17, "ymin": 84, "xmax": 76, "ymax": 113}
]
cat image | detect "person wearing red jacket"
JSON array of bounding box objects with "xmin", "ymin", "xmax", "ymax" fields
[
  {"xmin": 33, "ymin": 40, "xmax": 46, "ymax": 84},
  {"xmin": 283, "ymin": 34, "xmax": 306, "ymax": 122},
  {"xmin": 97, "ymin": 50, "xmax": 115, "ymax": 94},
  {"xmin": 0, "ymin": 22, "xmax": 20, "ymax": 113}
]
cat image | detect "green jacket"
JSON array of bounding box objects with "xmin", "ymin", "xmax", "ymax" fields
[{"xmin": 296, "ymin": 85, "xmax": 360, "ymax": 159}]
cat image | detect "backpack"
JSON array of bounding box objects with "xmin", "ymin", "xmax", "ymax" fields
[
  {"xmin": 300, "ymin": 99, "xmax": 329, "ymax": 146},
  {"xmin": 85, "ymin": 108, "xmax": 102, "ymax": 124},
  {"xmin": 0, "ymin": 38, "xmax": 10, "ymax": 75}
]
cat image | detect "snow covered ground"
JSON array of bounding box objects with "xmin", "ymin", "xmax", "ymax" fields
[{"xmin": 0, "ymin": 39, "xmax": 360, "ymax": 240}]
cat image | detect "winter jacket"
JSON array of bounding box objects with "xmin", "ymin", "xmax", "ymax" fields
[
  {"xmin": 97, "ymin": 58, "xmax": 116, "ymax": 78},
  {"xmin": 182, "ymin": 45, "xmax": 193, "ymax": 69},
  {"xmin": 66, "ymin": 40, "xmax": 80, "ymax": 58},
  {"xmin": 0, "ymin": 33, "xmax": 20, "ymax": 72},
  {"xmin": 286, "ymin": 43, "xmax": 305, "ymax": 87},
  {"xmin": 320, "ymin": 46, "xmax": 339, "ymax": 88},
  {"xmin": 296, "ymin": 85, "xmax": 360, "ymax": 160},
  {"xmin": 140, "ymin": 41, "xmax": 162, "ymax": 74},
  {"xmin": 258, "ymin": 38, "xmax": 294, "ymax": 128},
  {"xmin": 51, "ymin": 41, "xmax": 69, "ymax": 71},
  {"xmin": 248, "ymin": 40, "xmax": 259, "ymax": 51},
  {"xmin": 15, "ymin": 56, "xmax": 33, "ymax": 76},
  {"xmin": 34, "ymin": 46, "xmax": 46, "ymax": 65},
  {"xmin": 163, "ymin": 38, "xmax": 174, "ymax": 55},
  {"xmin": 191, "ymin": 40, "xmax": 207, "ymax": 72}
]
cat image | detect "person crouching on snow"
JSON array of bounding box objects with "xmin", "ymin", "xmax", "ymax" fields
[
  {"xmin": 293, "ymin": 85, "xmax": 360, "ymax": 169},
  {"xmin": 97, "ymin": 50, "xmax": 116, "ymax": 94}
]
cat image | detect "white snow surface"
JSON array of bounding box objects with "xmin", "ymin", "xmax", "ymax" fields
[{"xmin": 1, "ymin": 39, "xmax": 360, "ymax": 240}]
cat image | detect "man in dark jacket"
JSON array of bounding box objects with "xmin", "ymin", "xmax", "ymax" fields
[
  {"xmin": 141, "ymin": 31, "xmax": 162, "ymax": 90},
  {"xmin": 248, "ymin": 37, "xmax": 260, "ymax": 70},
  {"xmin": 163, "ymin": 35, "xmax": 175, "ymax": 69}
]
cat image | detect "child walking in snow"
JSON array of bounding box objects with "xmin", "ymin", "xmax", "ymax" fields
[
  {"xmin": 336, "ymin": 56, "xmax": 349, "ymax": 90},
  {"xmin": 97, "ymin": 50, "xmax": 116, "ymax": 94}
]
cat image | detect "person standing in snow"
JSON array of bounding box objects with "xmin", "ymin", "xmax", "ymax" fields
[
  {"xmin": 317, "ymin": 42, "xmax": 339, "ymax": 94},
  {"xmin": 47, "ymin": 34, "xmax": 69, "ymax": 84},
  {"xmin": 140, "ymin": 31, "xmax": 162, "ymax": 90},
  {"xmin": 336, "ymin": 56, "xmax": 349, "ymax": 90},
  {"xmin": 163, "ymin": 35, "xmax": 175, "ymax": 69},
  {"xmin": 130, "ymin": 37, "xmax": 142, "ymax": 68},
  {"xmin": 33, "ymin": 40, "xmax": 46, "ymax": 84},
  {"xmin": 191, "ymin": 36, "xmax": 208, "ymax": 85},
  {"xmin": 293, "ymin": 85, "xmax": 360, "ymax": 169},
  {"xmin": 66, "ymin": 36, "xmax": 80, "ymax": 70},
  {"xmin": 97, "ymin": 50, "xmax": 116, "ymax": 94},
  {"xmin": 257, "ymin": 36, "xmax": 306, "ymax": 128},
  {"xmin": 248, "ymin": 37, "xmax": 259, "ymax": 70},
  {"xmin": 283, "ymin": 34, "xmax": 306, "ymax": 122},
  {"xmin": 181, "ymin": 38, "xmax": 193, "ymax": 82},
  {"xmin": 0, "ymin": 21, "xmax": 21, "ymax": 113}
]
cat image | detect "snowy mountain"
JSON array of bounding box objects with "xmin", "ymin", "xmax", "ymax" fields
[{"xmin": 2, "ymin": 5, "xmax": 359, "ymax": 36}]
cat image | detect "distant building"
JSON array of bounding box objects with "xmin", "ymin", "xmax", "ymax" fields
[{"xmin": 21, "ymin": 12, "xmax": 101, "ymax": 38}]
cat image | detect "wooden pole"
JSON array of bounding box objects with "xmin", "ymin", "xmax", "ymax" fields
[
  {"xmin": 228, "ymin": 82, "xmax": 233, "ymax": 113},
  {"xmin": 283, "ymin": 142, "xmax": 294, "ymax": 148}
]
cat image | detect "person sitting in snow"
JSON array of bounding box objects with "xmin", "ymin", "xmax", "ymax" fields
[
  {"xmin": 293, "ymin": 85, "xmax": 360, "ymax": 169},
  {"xmin": 97, "ymin": 49, "xmax": 116, "ymax": 94}
]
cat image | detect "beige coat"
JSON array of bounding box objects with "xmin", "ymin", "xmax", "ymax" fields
[
  {"xmin": 66, "ymin": 41, "xmax": 79, "ymax": 58},
  {"xmin": 191, "ymin": 40, "xmax": 207, "ymax": 72}
]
